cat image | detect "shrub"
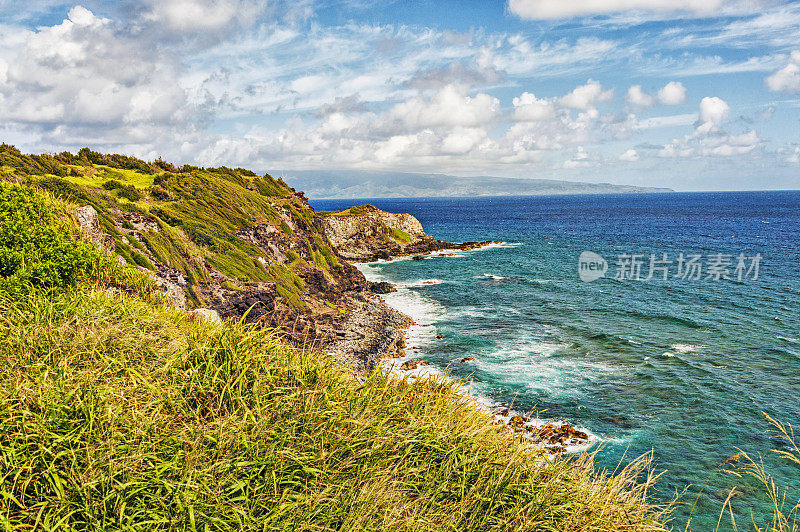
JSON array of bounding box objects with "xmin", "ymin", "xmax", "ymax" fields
[
  {"xmin": 116, "ymin": 184, "xmax": 141, "ymax": 202},
  {"xmin": 102, "ymin": 179, "xmax": 124, "ymax": 190},
  {"xmin": 35, "ymin": 176, "xmax": 90, "ymax": 203},
  {"xmin": 131, "ymin": 251, "xmax": 155, "ymax": 270},
  {"xmin": 0, "ymin": 183, "xmax": 98, "ymax": 289},
  {"xmin": 152, "ymin": 207, "xmax": 183, "ymax": 227},
  {"xmin": 150, "ymin": 185, "xmax": 172, "ymax": 201}
]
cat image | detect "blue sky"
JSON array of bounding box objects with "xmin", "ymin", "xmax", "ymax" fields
[{"xmin": 0, "ymin": 0, "xmax": 799, "ymax": 190}]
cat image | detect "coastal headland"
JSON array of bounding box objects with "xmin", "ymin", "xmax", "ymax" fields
[{"xmin": 0, "ymin": 146, "xmax": 665, "ymax": 530}]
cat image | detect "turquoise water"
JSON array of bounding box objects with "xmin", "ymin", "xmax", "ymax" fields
[{"xmin": 312, "ymin": 192, "xmax": 800, "ymax": 530}]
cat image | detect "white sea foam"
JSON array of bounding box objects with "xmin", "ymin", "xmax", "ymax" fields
[
  {"xmin": 777, "ymin": 336, "xmax": 799, "ymax": 343},
  {"xmin": 670, "ymin": 343, "xmax": 704, "ymax": 353},
  {"xmin": 482, "ymin": 273, "xmax": 506, "ymax": 280},
  {"xmin": 400, "ymin": 278, "xmax": 444, "ymax": 287},
  {"xmin": 360, "ymin": 261, "xmax": 599, "ymax": 454},
  {"xmin": 475, "ymin": 241, "xmax": 523, "ymax": 250}
]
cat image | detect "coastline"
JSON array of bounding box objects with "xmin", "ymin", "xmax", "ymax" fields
[{"xmin": 352, "ymin": 245, "xmax": 598, "ymax": 454}]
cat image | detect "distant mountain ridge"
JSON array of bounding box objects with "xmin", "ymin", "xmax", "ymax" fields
[{"xmin": 281, "ymin": 170, "xmax": 673, "ymax": 199}]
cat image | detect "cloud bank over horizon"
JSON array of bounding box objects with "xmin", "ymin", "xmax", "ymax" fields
[{"xmin": 0, "ymin": 0, "xmax": 798, "ymax": 190}]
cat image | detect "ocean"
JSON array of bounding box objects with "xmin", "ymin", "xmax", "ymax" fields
[{"xmin": 311, "ymin": 192, "xmax": 800, "ymax": 530}]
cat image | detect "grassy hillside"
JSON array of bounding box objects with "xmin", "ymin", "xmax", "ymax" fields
[
  {"xmin": 0, "ymin": 289, "xmax": 669, "ymax": 532},
  {"xmin": 0, "ymin": 144, "xmax": 347, "ymax": 313},
  {"xmin": 0, "ymin": 163, "xmax": 671, "ymax": 530}
]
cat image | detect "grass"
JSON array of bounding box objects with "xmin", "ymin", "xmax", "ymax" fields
[
  {"xmin": 319, "ymin": 205, "xmax": 370, "ymax": 217},
  {"xmin": 390, "ymin": 227, "xmax": 413, "ymax": 244},
  {"xmin": 0, "ymin": 286, "xmax": 670, "ymax": 531},
  {"xmin": 706, "ymin": 414, "xmax": 800, "ymax": 532},
  {"xmin": 0, "ymin": 145, "xmax": 674, "ymax": 530},
  {"xmin": 0, "ymin": 144, "xmax": 333, "ymax": 309}
]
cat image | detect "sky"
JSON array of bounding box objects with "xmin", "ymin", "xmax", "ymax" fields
[{"xmin": 0, "ymin": 0, "xmax": 799, "ymax": 191}]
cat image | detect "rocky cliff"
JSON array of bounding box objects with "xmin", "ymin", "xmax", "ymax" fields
[
  {"xmin": 320, "ymin": 204, "xmax": 496, "ymax": 262},
  {"xmin": 0, "ymin": 145, "xmax": 404, "ymax": 373}
]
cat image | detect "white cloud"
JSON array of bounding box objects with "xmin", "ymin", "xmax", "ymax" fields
[
  {"xmin": 388, "ymin": 85, "xmax": 500, "ymax": 130},
  {"xmin": 659, "ymin": 97, "xmax": 760, "ymax": 159},
  {"xmin": 657, "ymin": 81, "xmax": 687, "ymax": 105},
  {"xmin": 626, "ymin": 85, "xmax": 654, "ymax": 107},
  {"xmin": 766, "ymin": 51, "xmax": 800, "ymax": 93},
  {"xmin": 142, "ymin": 0, "xmax": 266, "ymax": 33},
  {"xmin": 440, "ymin": 127, "xmax": 489, "ymax": 154},
  {"xmin": 697, "ymin": 96, "xmax": 730, "ymax": 133},
  {"xmin": 786, "ymin": 146, "xmax": 800, "ymax": 164},
  {"xmin": 560, "ymin": 79, "xmax": 613, "ymax": 110},
  {"xmin": 619, "ymin": 148, "xmax": 639, "ymax": 161},
  {"xmin": 508, "ymin": 0, "xmax": 726, "ymax": 20},
  {"xmin": 563, "ymin": 145, "xmax": 592, "ymax": 168},
  {"xmin": 512, "ymin": 92, "xmax": 556, "ymax": 121},
  {"xmin": 0, "ymin": 6, "xmax": 191, "ymax": 145}
]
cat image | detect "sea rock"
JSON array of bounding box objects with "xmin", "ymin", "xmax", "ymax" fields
[
  {"xmin": 508, "ymin": 415, "xmax": 528, "ymax": 430},
  {"xmin": 412, "ymin": 255, "xmax": 426, "ymax": 261},
  {"xmin": 399, "ymin": 359, "xmax": 429, "ymax": 371},
  {"xmin": 436, "ymin": 334, "xmax": 443, "ymax": 339},
  {"xmin": 461, "ymin": 357, "xmax": 475, "ymax": 362},
  {"xmin": 369, "ymin": 281, "xmax": 397, "ymax": 294},
  {"xmin": 75, "ymin": 205, "xmax": 114, "ymax": 252},
  {"xmin": 530, "ymin": 424, "xmax": 589, "ymax": 446},
  {"xmin": 188, "ymin": 308, "xmax": 221, "ymax": 324}
]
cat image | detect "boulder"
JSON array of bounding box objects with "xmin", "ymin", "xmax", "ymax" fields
[
  {"xmin": 188, "ymin": 308, "xmax": 221, "ymax": 324},
  {"xmin": 369, "ymin": 281, "xmax": 397, "ymax": 294},
  {"xmin": 75, "ymin": 205, "xmax": 114, "ymax": 252},
  {"xmin": 508, "ymin": 415, "xmax": 528, "ymax": 430},
  {"xmin": 461, "ymin": 357, "xmax": 475, "ymax": 363},
  {"xmin": 399, "ymin": 359, "xmax": 429, "ymax": 371}
]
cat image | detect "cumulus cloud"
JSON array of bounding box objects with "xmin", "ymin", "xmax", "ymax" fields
[
  {"xmin": 619, "ymin": 148, "xmax": 639, "ymax": 161},
  {"xmin": 562, "ymin": 145, "xmax": 592, "ymax": 168},
  {"xmin": 559, "ymin": 79, "xmax": 613, "ymax": 110},
  {"xmin": 697, "ymin": 96, "xmax": 731, "ymax": 133},
  {"xmin": 141, "ymin": 0, "xmax": 266, "ymax": 34},
  {"xmin": 657, "ymin": 81, "xmax": 687, "ymax": 105},
  {"xmin": 0, "ymin": 6, "xmax": 192, "ymax": 147},
  {"xmin": 512, "ymin": 92, "xmax": 556, "ymax": 121},
  {"xmin": 388, "ymin": 85, "xmax": 500, "ymax": 130},
  {"xmin": 626, "ymin": 85, "xmax": 654, "ymax": 107},
  {"xmin": 766, "ymin": 51, "xmax": 800, "ymax": 92},
  {"xmin": 659, "ymin": 96, "xmax": 760, "ymax": 158},
  {"xmin": 508, "ymin": 0, "xmax": 726, "ymax": 20}
]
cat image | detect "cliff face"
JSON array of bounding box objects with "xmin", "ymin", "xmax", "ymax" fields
[
  {"xmin": 0, "ymin": 145, "xmax": 403, "ymax": 372},
  {"xmin": 320, "ymin": 204, "xmax": 495, "ymax": 262}
]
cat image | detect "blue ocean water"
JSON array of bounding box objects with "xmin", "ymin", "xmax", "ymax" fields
[{"xmin": 312, "ymin": 192, "xmax": 800, "ymax": 530}]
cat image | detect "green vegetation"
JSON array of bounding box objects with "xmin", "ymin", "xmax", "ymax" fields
[
  {"xmin": 319, "ymin": 205, "xmax": 369, "ymax": 216},
  {"xmin": 0, "ymin": 183, "xmax": 98, "ymax": 291},
  {"xmin": 221, "ymin": 280, "xmax": 242, "ymax": 291},
  {"xmin": 0, "ymin": 146, "xmax": 677, "ymax": 531},
  {"xmin": 0, "ymin": 285, "xmax": 668, "ymax": 531},
  {"xmin": 390, "ymin": 226, "xmax": 413, "ymax": 244},
  {"xmin": 0, "ymin": 144, "xmax": 342, "ymax": 308}
]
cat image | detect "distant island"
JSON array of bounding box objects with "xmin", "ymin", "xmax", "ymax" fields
[{"xmin": 281, "ymin": 169, "xmax": 673, "ymax": 199}]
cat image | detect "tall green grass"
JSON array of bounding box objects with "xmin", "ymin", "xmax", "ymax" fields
[{"xmin": 0, "ymin": 288, "xmax": 669, "ymax": 531}]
